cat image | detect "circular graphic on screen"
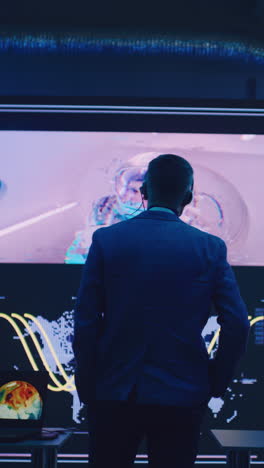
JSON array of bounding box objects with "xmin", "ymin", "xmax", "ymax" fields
[
  {"xmin": 181, "ymin": 164, "xmax": 249, "ymax": 262},
  {"xmin": 65, "ymin": 151, "xmax": 250, "ymax": 264},
  {"xmin": 113, "ymin": 157, "xmax": 249, "ymax": 263},
  {"xmin": 0, "ymin": 381, "xmax": 43, "ymax": 420},
  {"xmin": 113, "ymin": 151, "xmax": 158, "ymax": 217}
]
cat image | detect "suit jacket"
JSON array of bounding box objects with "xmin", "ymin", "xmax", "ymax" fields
[{"xmin": 72, "ymin": 209, "xmax": 250, "ymax": 408}]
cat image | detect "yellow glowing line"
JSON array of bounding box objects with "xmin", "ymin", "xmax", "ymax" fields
[
  {"xmin": 2, "ymin": 312, "xmax": 264, "ymax": 391},
  {"xmin": 12, "ymin": 314, "xmax": 66, "ymax": 391},
  {"xmin": 0, "ymin": 313, "xmax": 39, "ymax": 371},
  {"xmin": 23, "ymin": 313, "xmax": 75, "ymax": 391},
  {"xmin": 207, "ymin": 316, "xmax": 264, "ymax": 355},
  {"xmin": 207, "ymin": 328, "xmax": 221, "ymax": 354},
  {"xmin": 0, "ymin": 312, "xmax": 76, "ymax": 393},
  {"xmin": 250, "ymin": 316, "xmax": 264, "ymax": 326},
  {"xmin": 12, "ymin": 314, "xmax": 75, "ymax": 392}
]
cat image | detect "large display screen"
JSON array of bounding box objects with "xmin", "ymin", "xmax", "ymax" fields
[
  {"xmin": 0, "ymin": 131, "xmax": 263, "ymax": 266},
  {"xmin": 0, "ymin": 107, "xmax": 263, "ymax": 465}
]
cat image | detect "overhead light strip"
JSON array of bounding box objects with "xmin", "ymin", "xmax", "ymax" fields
[
  {"xmin": 0, "ymin": 104, "xmax": 263, "ymax": 113},
  {"xmin": 0, "ymin": 105, "xmax": 263, "ymax": 116},
  {"xmin": 0, "ymin": 110, "xmax": 263, "ymax": 117}
]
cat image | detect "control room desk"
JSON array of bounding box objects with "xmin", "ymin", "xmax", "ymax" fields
[
  {"xmin": 0, "ymin": 430, "xmax": 72, "ymax": 468},
  {"xmin": 211, "ymin": 429, "xmax": 264, "ymax": 468}
]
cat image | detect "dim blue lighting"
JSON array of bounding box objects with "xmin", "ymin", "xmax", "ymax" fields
[{"xmin": 0, "ymin": 31, "xmax": 264, "ymax": 64}]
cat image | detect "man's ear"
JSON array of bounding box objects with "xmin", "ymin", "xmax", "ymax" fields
[
  {"xmin": 140, "ymin": 182, "xmax": 148, "ymax": 200},
  {"xmin": 183, "ymin": 190, "xmax": 193, "ymax": 206}
]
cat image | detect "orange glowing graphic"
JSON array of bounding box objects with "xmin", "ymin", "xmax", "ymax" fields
[{"xmin": 0, "ymin": 381, "xmax": 43, "ymax": 419}]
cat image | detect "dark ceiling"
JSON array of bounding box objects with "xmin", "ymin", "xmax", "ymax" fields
[
  {"xmin": 1, "ymin": 0, "xmax": 264, "ymax": 101},
  {"xmin": 0, "ymin": 0, "xmax": 261, "ymax": 36},
  {"xmin": 1, "ymin": 0, "xmax": 264, "ymax": 55}
]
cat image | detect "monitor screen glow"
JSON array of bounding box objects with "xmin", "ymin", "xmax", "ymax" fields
[
  {"xmin": 0, "ymin": 380, "xmax": 43, "ymax": 420},
  {"xmin": 0, "ymin": 131, "xmax": 262, "ymax": 265}
]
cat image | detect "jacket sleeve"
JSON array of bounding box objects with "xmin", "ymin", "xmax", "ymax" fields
[
  {"xmin": 72, "ymin": 229, "xmax": 105, "ymax": 404},
  {"xmin": 209, "ymin": 238, "xmax": 250, "ymax": 398}
]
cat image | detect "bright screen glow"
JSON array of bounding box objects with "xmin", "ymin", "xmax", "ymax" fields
[
  {"xmin": 0, "ymin": 380, "xmax": 42, "ymax": 420},
  {"xmin": 0, "ymin": 131, "xmax": 261, "ymax": 265}
]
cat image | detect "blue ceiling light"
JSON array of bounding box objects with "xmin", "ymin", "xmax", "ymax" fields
[{"xmin": 0, "ymin": 31, "xmax": 263, "ymax": 65}]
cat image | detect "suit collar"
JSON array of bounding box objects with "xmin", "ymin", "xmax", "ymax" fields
[
  {"xmin": 149, "ymin": 206, "xmax": 175, "ymax": 215},
  {"xmin": 134, "ymin": 209, "xmax": 182, "ymax": 222}
]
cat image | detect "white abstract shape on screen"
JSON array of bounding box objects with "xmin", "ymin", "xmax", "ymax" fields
[
  {"xmin": 19, "ymin": 311, "xmax": 83, "ymax": 424},
  {"xmin": 202, "ymin": 316, "xmax": 219, "ymax": 358},
  {"xmin": 226, "ymin": 410, "xmax": 238, "ymax": 423},
  {"xmin": 23, "ymin": 311, "xmax": 74, "ymax": 373},
  {"xmin": 208, "ymin": 397, "xmax": 225, "ymax": 418}
]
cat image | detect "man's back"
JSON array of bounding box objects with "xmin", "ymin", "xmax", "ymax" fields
[{"xmin": 73, "ymin": 209, "xmax": 250, "ymax": 407}]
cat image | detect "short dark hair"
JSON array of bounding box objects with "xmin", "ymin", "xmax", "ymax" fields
[{"xmin": 146, "ymin": 154, "xmax": 193, "ymax": 204}]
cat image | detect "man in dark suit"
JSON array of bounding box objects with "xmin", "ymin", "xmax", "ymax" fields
[{"xmin": 72, "ymin": 154, "xmax": 250, "ymax": 467}]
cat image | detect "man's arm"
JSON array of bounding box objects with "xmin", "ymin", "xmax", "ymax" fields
[
  {"xmin": 209, "ymin": 239, "xmax": 250, "ymax": 398},
  {"xmin": 72, "ymin": 229, "xmax": 105, "ymax": 404}
]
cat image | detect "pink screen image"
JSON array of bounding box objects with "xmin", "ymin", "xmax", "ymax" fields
[{"xmin": 0, "ymin": 131, "xmax": 262, "ymax": 265}]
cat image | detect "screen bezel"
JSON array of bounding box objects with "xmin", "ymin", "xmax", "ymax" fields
[{"xmin": 0, "ymin": 103, "xmax": 264, "ymax": 133}]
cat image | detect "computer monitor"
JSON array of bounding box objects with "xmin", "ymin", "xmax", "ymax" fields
[{"xmin": 0, "ymin": 371, "xmax": 48, "ymax": 429}]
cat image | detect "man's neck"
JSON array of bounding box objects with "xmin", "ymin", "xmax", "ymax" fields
[{"xmin": 148, "ymin": 205, "xmax": 177, "ymax": 215}]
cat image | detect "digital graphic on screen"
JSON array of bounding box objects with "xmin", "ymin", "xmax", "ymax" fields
[
  {"xmin": 0, "ymin": 131, "xmax": 263, "ymax": 265},
  {"xmin": 0, "ymin": 265, "xmax": 263, "ymax": 434},
  {"xmin": 0, "ymin": 380, "xmax": 43, "ymax": 420}
]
